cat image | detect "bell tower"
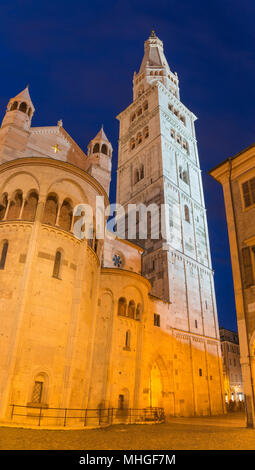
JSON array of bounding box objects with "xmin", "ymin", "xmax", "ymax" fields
[
  {"xmin": 0, "ymin": 86, "xmax": 35, "ymax": 163},
  {"xmin": 116, "ymin": 31, "xmax": 219, "ymax": 339},
  {"xmin": 86, "ymin": 126, "xmax": 113, "ymax": 196}
]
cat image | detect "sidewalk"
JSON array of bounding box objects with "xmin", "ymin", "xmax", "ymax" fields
[
  {"xmin": 0, "ymin": 412, "xmax": 253, "ymax": 450},
  {"xmin": 166, "ymin": 411, "xmax": 246, "ymax": 428}
]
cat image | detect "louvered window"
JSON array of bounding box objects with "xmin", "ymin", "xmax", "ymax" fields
[{"xmin": 242, "ymin": 177, "xmax": 255, "ymax": 208}]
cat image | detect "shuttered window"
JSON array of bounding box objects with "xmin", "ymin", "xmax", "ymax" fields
[
  {"xmin": 242, "ymin": 177, "xmax": 255, "ymax": 208},
  {"xmin": 242, "ymin": 247, "xmax": 254, "ymax": 287}
]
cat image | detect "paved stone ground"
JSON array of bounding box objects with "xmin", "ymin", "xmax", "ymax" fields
[{"xmin": 0, "ymin": 412, "xmax": 254, "ymax": 450}]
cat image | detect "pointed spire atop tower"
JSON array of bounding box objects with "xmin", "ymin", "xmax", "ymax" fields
[
  {"xmin": 86, "ymin": 126, "xmax": 113, "ymax": 195},
  {"xmin": 12, "ymin": 85, "xmax": 34, "ymax": 110},
  {"xmin": 92, "ymin": 125, "xmax": 111, "ymax": 144},
  {"xmin": 87, "ymin": 126, "xmax": 113, "ymax": 157},
  {"xmin": 1, "ymin": 86, "xmax": 35, "ymax": 130},
  {"xmin": 139, "ymin": 30, "xmax": 169, "ymax": 74},
  {"xmin": 149, "ymin": 29, "xmax": 157, "ymax": 38},
  {"xmin": 132, "ymin": 32, "xmax": 180, "ymax": 100}
]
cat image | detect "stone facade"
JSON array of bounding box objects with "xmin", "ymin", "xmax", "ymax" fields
[
  {"xmin": 0, "ymin": 32, "xmax": 225, "ymax": 428},
  {"xmin": 219, "ymin": 328, "xmax": 244, "ymax": 403},
  {"xmin": 210, "ymin": 144, "xmax": 255, "ymax": 426}
]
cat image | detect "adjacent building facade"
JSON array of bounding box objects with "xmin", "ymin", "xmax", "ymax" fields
[
  {"xmin": 210, "ymin": 145, "xmax": 255, "ymax": 426},
  {"xmin": 219, "ymin": 328, "xmax": 243, "ymax": 404},
  {"xmin": 0, "ymin": 32, "xmax": 225, "ymax": 427}
]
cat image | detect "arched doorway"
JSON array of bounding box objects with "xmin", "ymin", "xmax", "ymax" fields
[
  {"xmin": 149, "ymin": 362, "xmax": 163, "ymax": 407},
  {"xmin": 116, "ymin": 388, "xmax": 129, "ymax": 423},
  {"xmin": 148, "ymin": 357, "xmax": 175, "ymax": 416}
]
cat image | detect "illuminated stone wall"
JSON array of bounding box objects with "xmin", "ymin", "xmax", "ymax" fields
[
  {"xmin": 116, "ymin": 31, "xmax": 224, "ymax": 416},
  {"xmin": 0, "ymin": 34, "xmax": 225, "ymax": 425},
  {"xmin": 210, "ymin": 147, "xmax": 255, "ymax": 425},
  {"xmin": 0, "ymin": 158, "xmax": 105, "ymax": 423}
]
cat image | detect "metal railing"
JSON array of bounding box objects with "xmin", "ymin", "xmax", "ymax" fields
[{"xmin": 10, "ymin": 404, "xmax": 165, "ymax": 427}]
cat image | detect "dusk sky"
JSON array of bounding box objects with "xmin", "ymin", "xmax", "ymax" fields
[{"xmin": 1, "ymin": 0, "xmax": 255, "ymax": 331}]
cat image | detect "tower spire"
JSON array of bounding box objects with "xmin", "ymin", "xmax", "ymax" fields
[
  {"xmin": 132, "ymin": 32, "xmax": 180, "ymax": 100},
  {"xmin": 1, "ymin": 86, "xmax": 35, "ymax": 131}
]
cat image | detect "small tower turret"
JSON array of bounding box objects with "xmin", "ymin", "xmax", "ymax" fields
[
  {"xmin": 1, "ymin": 86, "xmax": 35, "ymax": 131},
  {"xmin": 0, "ymin": 87, "xmax": 35, "ymax": 163},
  {"xmin": 86, "ymin": 126, "xmax": 112, "ymax": 195}
]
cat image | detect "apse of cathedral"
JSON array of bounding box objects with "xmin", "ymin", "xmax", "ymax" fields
[{"xmin": 0, "ymin": 31, "xmax": 225, "ymax": 427}]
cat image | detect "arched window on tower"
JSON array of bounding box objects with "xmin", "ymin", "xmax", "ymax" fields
[
  {"xmin": 7, "ymin": 191, "xmax": 23, "ymax": 220},
  {"xmin": 93, "ymin": 143, "xmax": 100, "ymax": 153},
  {"xmin": 179, "ymin": 166, "xmax": 183, "ymax": 180},
  {"xmin": 140, "ymin": 164, "xmax": 144, "ymax": 180},
  {"xmin": 128, "ymin": 300, "xmax": 135, "ymax": 319},
  {"xmin": 0, "ymin": 194, "xmax": 8, "ymax": 221},
  {"xmin": 10, "ymin": 101, "xmax": 18, "ymax": 111},
  {"xmin": 101, "ymin": 144, "xmax": 108, "ymax": 155},
  {"xmin": 58, "ymin": 199, "xmax": 73, "ymax": 231},
  {"xmin": 134, "ymin": 168, "xmax": 140, "ymax": 184},
  {"xmin": 184, "ymin": 205, "xmax": 190, "ymax": 223},
  {"xmin": 118, "ymin": 297, "xmax": 127, "ymax": 317},
  {"xmin": 0, "ymin": 241, "xmax": 8, "ymax": 270},
  {"xmin": 136, "ymin": 133, "xmax": 142, "ymax": 145},
  {"xmin": 42, "ymin": 194, "xmax": 58, "ymax": 226},
  {"xmin": 130, "ymin": 139, "xmax": 135, "ymax": 151},
  {"xmin": 180, "ymin": 115, "xmax": 186, "ymax": 126},
  {"xmin": 182, "ymin": 170, "xmax": 189, "ymax": 185},
  {"xmin": 143, "ymin": 101, "xmax": 148, "ymax": 111},
  {"xmin": 19, "ymin": 102, "xmax": 27, "ymax": 113},
  {"xmin": 136, "ymin": 303, "xmax": 142, "ymax": 321},
  {"xmin": 125, "ymin": 330, "xmax": 131, "ymax": 350},
  {"xmin": 22, "ymin": 191, "xmax": 38, "ymax": 221},
  {"xmin": 137, "ymin": 86, "xmax": 144, "ymax": 97},
  {"xmin": 52, "ymin": 250, "xmax": 62, "ymax": 279},
  {"xmin": 143, "ymin": 127, "xmax": 149, "ymax": 139}
]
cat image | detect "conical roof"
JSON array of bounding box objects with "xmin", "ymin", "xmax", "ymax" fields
[
  {"xmin": 11, "ymin": 86, "xmax": 35, "ymax": 111},
  {"xmin": 139, "ymin": 30, "xmax": 170, "ymax": 73},
  {"xmin": 92, "ymin": 126, "xmax": 110, "ymax": 143}
]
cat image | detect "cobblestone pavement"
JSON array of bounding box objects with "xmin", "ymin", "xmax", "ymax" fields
[{"xmin": 0, "ymin": 412, "xmax": 254, "ymax": 450}]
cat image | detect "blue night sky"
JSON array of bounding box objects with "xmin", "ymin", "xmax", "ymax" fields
[{"xmin": 1, "ymin": 0, "xmax": 254, "ymax": 331}]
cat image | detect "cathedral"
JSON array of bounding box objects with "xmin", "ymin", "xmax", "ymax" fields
[{"xmin": 0, "ymin": 31, "xmax": 225, "ymax": 427}]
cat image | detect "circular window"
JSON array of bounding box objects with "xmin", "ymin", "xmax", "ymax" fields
[{"xmin": 112, "ymin": 254, "xmax": 122, "ymax": 268}]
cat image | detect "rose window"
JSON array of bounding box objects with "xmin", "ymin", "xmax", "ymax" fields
[{"xmin": 112, "ymin": 254, "xmax": 122, "ymax": 268}]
